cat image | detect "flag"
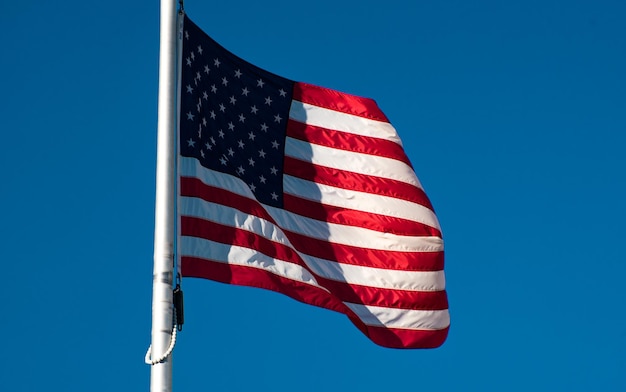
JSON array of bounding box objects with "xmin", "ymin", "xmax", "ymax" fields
[{"xmin": 178, "ymin": 14, "xmax": 449, "ymax": 348}]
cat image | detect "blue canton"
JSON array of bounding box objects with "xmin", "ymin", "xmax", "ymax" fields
[{"xmin": 180, "ymin": 16, "xmax": 293, "ymax": 207}]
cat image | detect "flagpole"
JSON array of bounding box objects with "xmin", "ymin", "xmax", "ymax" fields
[{"xmin": 151, "ymin": 0, "xmax": 179, "ymax": 391}]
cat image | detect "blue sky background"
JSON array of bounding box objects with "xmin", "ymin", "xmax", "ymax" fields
[{"xmin": 1, "ymin": 1, "xmax": 625, "ymax": 390}]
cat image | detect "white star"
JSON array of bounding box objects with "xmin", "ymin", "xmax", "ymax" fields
[
  {"xmin": 260, "ymin": 123, "xmax": 269, "ymax": 132},
  {"xmin": 227, "ymin": 148, "xmax": 235, "ymax": 157},
  {"xmin": 248, "ymin": 158, "xmax": 255, "ymax": 166},
  {"xmin": 257, "ymin": 79, "xmax": 265, "ymax": 88},
  {"xmin": 186, "ymin": 111, "xmax": 195, "ymax": 120},
  {"xmin": 222, "ymin": 77, "xmax": 228, "ymax": 86},
  {"xmin": 196, "ymin": 71, "xmax": 201, "ymax": 80},
  {"xmin": 186, "ymin": 57, "xmax": 192, "ymax": 66},
  {"xmin": 238, "ymin": 140, "xmax": 245, "ymax": 148},
  {"xmin": 279, "ymin": 89, "xmax": 287, "ymax": 97},
  {"xmin": 210, "ymin": 110, "xmax": 216, "ymax": 119},
  {"xmin": 190, "ymin": 52, "xmax": 195, "ymax": 60},
  {"xmin": 219, "ymin": 103, "xmax": 226, "ymax": 112},
  {"xmin": 271, "ymin": 140, "xmax": 280, "ymax": 149},
  {"xmin": 205, "ymin": 142, "xmax": 212, "ymax": 149},
  {"xmin": 258, "ymin": 149, "xmax": 266, "ymax": 158},
  {"xmin": 220, "ymin": 156, "xmax": 228, "ymax": 165},
  {"xmin": 210, "ymin": 136, "xmax": 216, "ymax": 145},
  {"xmin": 204, "ymin": 65, "xmax": 210, "ymax": 74},
  {"xmin": 218, "ymin": 130, "xmax": 225, "ymax": 138},
  {"xmin": 234, "ymin": 69, "xmax": 242, "ymax": 78},
  {"xmin": 211, "ymin": 84, "xmax": 217, "ymax": 93},
  {"xmin": 186, "ymin": 84, "xmax": 193, "ymax": 93},
  {"xmin": 248, "ymin": 131, "xmax": 256, "ymax": 140},
  {"xmin": 228, "ymin": 122, "xmax": 235, "ymax": 130},
  {"xmin": 200, "ymin": 150, "xmax": 205, "ymax": 158},
  {"xmin": 187, "ymin": 138, "xmax": 195, "ymax": 147},
  {"xmin": 214, "ymin": 58, "xmax": 221, "ymax": 67},
  {"xmin": 239, "ymin": 114, "xmax": 246, "ymax": 123},
  {"xmin": 265, "ymin": 96, "xmax": 272, "ymax": 105},
  {"xmin": 230, "ymin": 96, "xmax": 237, "ymax": 105},
  {"xmin": 270, "ymin": 166, "xmax": 278, "ymax": 175},
  {"xmin": 249, "ymin": 183, "xmax": 256, "ymax": 192},
  {"xmin": 202, "ymin": 117, "xmax": 207, "ymax": 126},
  {"xmin": 250, "ymin": 105, "xmax": 258, "ymax": 114},
  {"xmin": 274, "ymin": 114, "xmax": 282, "ymax": 123},
  {"xmin": 271, "ymin": 192, "xmax": 278, "ymax": 200},
  {"xmin": 185, "ymin": 31, "xmax": 189, "ymax": 40},
  {"xmin": 237, "ymin": 166, "xmax": 245, "ymax": 175},
  {"xmin": 259, "ymin": 175, "xmax": 267, "ymax": 184},
  {"xmin": 242, "ymin": 87, "xmax": 250, "ymax": 96},
  {"xmin": 202, "ymin": 91, "xmax": 208, "ymax": 100},
  {"xmin": 197, "ymin": 45, "xmax": 203, "ymax": 54}
]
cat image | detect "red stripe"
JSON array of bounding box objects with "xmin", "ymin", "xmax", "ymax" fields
[
  {"xmin": 284, "ymin": 156, "xmax": 434, "ymax": 211},
  {"xmin": 286, "ymin": 119, "xmax": 412, "ymax": 167},
  {"xmin": 284, "ymin": 228, "xmax": 443, "ymax": 271},
  {"xmin": 293, "ymin": 82, "xmax": 389, "ymax": 122},
  {"xmin": 283, "ymin": 194, "xmax": 441, "ymax": 237},
  {"xmin": 315, "ymin": 276, "xmax": 448, "ymax": 311},
  {"xmin": 359, "ymin": 323, "xmax": 450, "ymax": 349},
  {"xmin": 182, "ymin": 256, "xmax": 448, "ymax": 349}
]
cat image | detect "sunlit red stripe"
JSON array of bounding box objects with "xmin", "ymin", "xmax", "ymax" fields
[
  {"xmin": 283, "ymin": 227, "xmax": 443, "ymax": 271},
  {"xmin": 358, "ymin": 322, "xmax": 450, "ymax": 349},
  {"xmin": 293, "ymin": 82, "xmax": 389, "ymax": 122},
  {"xmin": 284, "ymin": 156, "xmax": 433, "ymax": 210},
  {"xmin": 315, "ymin": 276, "xmax": 448, "ymax": 311},
  {"xmin": 286, "ymin": 119, "xmax": 412, "ymax": 167},
  {"xmin": 283, "ymin": 194, "xmax": 441, "ymax": 237}
]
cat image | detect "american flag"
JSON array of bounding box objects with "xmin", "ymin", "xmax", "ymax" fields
[{"xmin": 178, "ymin": 14, "xmax": 449, "ymax": 348}]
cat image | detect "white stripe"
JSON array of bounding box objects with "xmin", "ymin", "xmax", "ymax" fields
[
  {"xmin": 346, "ymin": 303, "xmax": 450, "ymax": 330},
  {"xmin": 181, "ymin": 196, "xmax": 444, "ymax": 291},
  {"xmin": 180, "ymin": 236, "xmax": 323, "ymax": 288},
  {"xmin": 286, "ymin": 137, "xmax": 421, "ymax": 188},
  {"xmin": 289, "ymin": 100, "xmax": 402, "ymax": 146},
  {"xmin": 284, "ymin": 175, "xmax": 441, "ymax": 230},
  {"xmin": 180, "ymin": 156, "xmax": 254, "ymax": 197}
]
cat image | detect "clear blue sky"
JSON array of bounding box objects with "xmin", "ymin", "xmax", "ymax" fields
[{"xmin": 1, "ymin": 1, "xmax": 625, "ymax": 390}]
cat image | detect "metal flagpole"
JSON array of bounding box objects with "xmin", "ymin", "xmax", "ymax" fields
[{"xmin": 150, "ymin": 0, "xmax": 179, "ymax": 390}]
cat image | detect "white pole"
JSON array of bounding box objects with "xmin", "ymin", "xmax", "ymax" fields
[{"xmin": 151, "ymin": 0, "xmax": 178, "ymax": 391}]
